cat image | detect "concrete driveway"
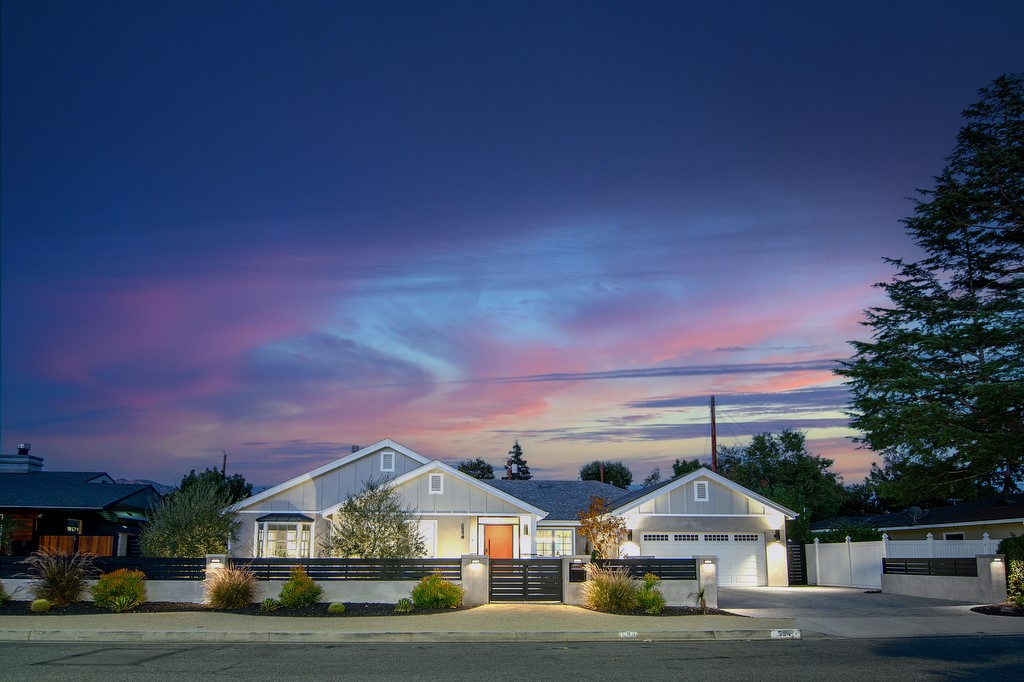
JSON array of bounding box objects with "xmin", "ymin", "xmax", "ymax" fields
[{"xmin": 718, "ymin": 586, "xmax": 1024, "ymax": 639}]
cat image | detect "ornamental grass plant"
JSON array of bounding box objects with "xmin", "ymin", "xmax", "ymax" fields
[
  {"xmin": 205, "ymin": 566, "xmax": 257, "ymax": 609},
  {"xmin": 23, "ymin": 549, "xmax": 98, "ymax": 606},
  {"xmin": 581, "ymin": 563, "xmax": 638, "ymax": 612}
]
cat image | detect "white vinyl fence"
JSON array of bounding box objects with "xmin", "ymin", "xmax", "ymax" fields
[{"xmin": 807, "ymin": 533, "xmax": 1001, "ymax": 589}]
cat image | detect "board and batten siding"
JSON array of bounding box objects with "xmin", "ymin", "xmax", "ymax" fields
[
  {"xmin": 391, "ymin": 473, "xmax": 527, "ymax": 515},
  {"xmin": 242, "ymin": 448, "xmax": 423, "ymax": 513},
  {"xmin": 638, "ymin": 479, "xmax": 768, "ymax": 516}
]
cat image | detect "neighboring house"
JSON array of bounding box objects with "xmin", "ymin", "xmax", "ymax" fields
[
  {"xmin": 232, "ymin": 439, "xmax": 797, "ymax": 586},
  {"xmin": 811, "ymin": 493, "xmax": 1024, "ymax": 542},
  {"xmin": 0, "ymin": 445, "xmax": 161, "ymax": 556}
]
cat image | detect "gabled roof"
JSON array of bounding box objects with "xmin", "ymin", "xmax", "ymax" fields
[
  {"xmin": 322, "ymin": 461, "xmax": 549, "ymax": 518},
  {"xmin": 485, "ymin": 479, "xmax": 626, "ymax": 521},
  {"xmin": 234, "ymin": 438, "xmax": 430, "ymax": 510},
  {"xmin": 606, "ymin": 467, "xmax": 799, "ymax": 519},
  {"xmin": 811, "ymin": 493, "xmax": 1024, "ymax": 532},
  {"xmin": 0, "ymin": 471, "xmax": 158, "ymax": 510}
]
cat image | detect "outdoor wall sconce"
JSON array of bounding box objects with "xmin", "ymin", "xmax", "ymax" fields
[
  {"xmin": 460, "ymin": 523, "xmax": 465, "ymax": 539},
  {"xmin": 774, "ymin": 530, "xmax": 781, "ymax": 541},
  {"xmin": 523, "ymin": 524, "xmax": 529, "ymax": 535},
  {"xmin": 627, "ymin": 530, "xmax": 633, "ymax": 542}
]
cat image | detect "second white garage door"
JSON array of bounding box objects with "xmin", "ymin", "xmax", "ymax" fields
[{"xmin": 638, "ymin": 532, "xmax": 766, "ymax": 586}]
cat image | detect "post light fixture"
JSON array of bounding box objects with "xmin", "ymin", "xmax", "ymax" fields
[
  {"xmin": 471, "ymin": 558, "xmax": 481, "ymax": 565},
  {"xmin": 992, "ymin": 556, "xmax": 1003, "ymax": 563},
  {"xmin": 703, "ymin": 559, "xmax": 714, "ymax": 564}
]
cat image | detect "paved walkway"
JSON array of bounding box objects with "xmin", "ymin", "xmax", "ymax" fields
[
  {"xmin": 719, "ymin": 586, "xmax": 1024, "ymax": 639},
  {"xmin": 0, "ymin": 603, "xmax": 797, "ymax": 643},
  {"xmin": 1, "ymin": 589, "xmax": 1021, "ymax": 643}
]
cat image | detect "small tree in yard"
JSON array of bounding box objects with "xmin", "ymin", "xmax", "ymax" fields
[
  {"xmin": 322, "ymin": 477, "xmax": 426, "ymax": 558},
  {"xmin": 577, "ymin": 496, "xmax": 627, "ymax": 559},
  {"xmin": 140, "ymin": 478, "xmax": 240, "ymax": 557}
]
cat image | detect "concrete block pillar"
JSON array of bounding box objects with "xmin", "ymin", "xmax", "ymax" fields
[
  {"xmin": 562, "ymin": 555, "xmax": 591, "ymax": 606},
  {"xmin": 461, "ymin": 554, "xmax": 490, "ymax": 605},
  {"xmin": 977, "ymin": 554, "xmax": 1007, "ymax": 604},
  {"xmin": 204, "ymin": 554, "xmax": 228, "ymax": 604},
  {"xmin": 694, "ymin": 555, "xmax": 718, "ymax": 608}
]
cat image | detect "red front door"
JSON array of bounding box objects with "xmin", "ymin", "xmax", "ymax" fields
[{"xmin": 484, "ymin": 525, "xmax": 515, "ymax": 558}]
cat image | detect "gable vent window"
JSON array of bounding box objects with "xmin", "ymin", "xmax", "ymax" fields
[
  {"xmin": 694, "ymin": 480, "xmax": 709, "ymax": 502},
  {"xmin": 380, "ymin": 450, "xmax": 396, "ymax": 472},
  {"xmin": 428, "ymin": 473, "xmax": 443, "ymax": 494}
]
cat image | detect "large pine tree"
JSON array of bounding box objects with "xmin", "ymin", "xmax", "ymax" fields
[{"xmin": 837, "ymin": 74, "xmax": 1024, "ymax": 507}]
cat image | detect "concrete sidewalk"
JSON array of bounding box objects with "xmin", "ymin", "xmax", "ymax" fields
[{"xmin": 0, "ymin": 604, "xmax": 799, "ymax": 643}]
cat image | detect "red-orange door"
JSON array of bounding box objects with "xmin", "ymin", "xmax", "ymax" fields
[{"xmin": 484, "ymin": 525, "xmax": 514, "ymax": 558}]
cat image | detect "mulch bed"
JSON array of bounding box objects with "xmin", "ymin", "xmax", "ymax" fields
[
  {"xmin": 970, "ymin": 604, "xmax": 1024, "ymax": 617},
  {"xmin": 0, "ymin": 601, "xmax": 740, "ymax": 617}
]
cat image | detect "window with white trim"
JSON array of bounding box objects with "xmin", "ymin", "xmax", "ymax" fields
[
  {"xmin": 694, "ymin": 480, "xmax": 709, "ymax": 502},
  {"xmin": 535, "ymin": 529, "xmax": 575, "ymax": 557},
  {"xmin": 380, "ymin": 450, "xmax": 396, "ymax": 472},
  {"xmin": 258, "ymin": 522, "xmax": 312, "ymax": 558},
  {"xmin": 734, "ymin": 534, "xmax": 760, "ymax": 542},
  {"xmin": 943, "ymin": 532, "xmax": 965, "ymax": 540},
  {"xmin": 643, "ymin": 533, "xmax": 670, "ymax": 542},
  {"xmin": 674, "ymin": 533, "xmax": 699, "ymax": 542},
  {"xmin": 428, "ymin": 473, "xmax": 443, "ymax": 494},
  {"xmin": 704, "ymin": 533, "xmax": 729, "ymax": 542}
]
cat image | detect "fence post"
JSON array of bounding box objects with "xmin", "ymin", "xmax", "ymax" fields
[
  {"xmin": 926, "ymin": 533, "xmax": 934, "ymax": 558},
  {"xmin": 882, "ymin": 532, "xmax": 889, "ymax": 557},
  {"xmin": 460, "ymin": 554, "xmax": 489, "ymax": 605},
  {"xmin": 813, "ymin": 537, "xmax": 820, "ymax": 586},
  {"xmin": 846, "ymin": 536, "xmax": 854, "ymax": 587}
]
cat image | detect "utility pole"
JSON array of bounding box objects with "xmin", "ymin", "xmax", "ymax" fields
[
  {"xmin": 710, "ymin": 396, "xmax": 718, "ymax": 473},
  {"xmin": 222, "ymin": 450, "xmax": 229, "ymax": 477}
]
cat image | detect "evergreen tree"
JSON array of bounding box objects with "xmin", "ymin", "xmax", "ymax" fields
[
  {"xmin": 505, "ymin": 440, "xmax": 532, "ymax": 480},
  {"xmin": 321, "ymin": 478, "xmax": 426, "ymax": 558},
  {"xmin": 837, "ymin": 74, "xmax": 1024, "ymax": 504},
  {"xmin": 456, "ymin": 457, "xmax": 495, "ymax": 480},
  {"xmin": 579, "ymin": 460, "xmax": 633, "ymax": 489},
  {"xmin": 671, "ymin": 457, "xmax": 703, "ymax": 477},
  {"xmin": 174, "ymin": 467, "xmax": 253, "ymax": 505}
]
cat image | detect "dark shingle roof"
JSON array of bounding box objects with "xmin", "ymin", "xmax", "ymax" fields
[
  {"xmin": 484, "ymin": 479, "xmax": 629, "ymax": 520},
  {"xmin": 811, "ymin": 493, "xmax": 1024, "ymax": 531},
  {"xmin": 0, "ymin": 472, "xmax": 159, "ymax": 510}
]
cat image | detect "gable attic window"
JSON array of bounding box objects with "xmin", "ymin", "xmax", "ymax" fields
[
  {"xmin": 428, "ymin": 473, "xmax": 443, "ymax": 494},
  {"xmin": 380, "ymin": 450, "xmax": 396, "ymax": 472},
  {"xmin": 694, "ymin": 480, "xmax": 709, "ymax": 502}
]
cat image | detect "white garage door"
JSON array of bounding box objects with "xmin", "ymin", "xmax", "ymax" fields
[{"xmin": 638, "ymin": 532, "xmax": 766, "ymax": 586}]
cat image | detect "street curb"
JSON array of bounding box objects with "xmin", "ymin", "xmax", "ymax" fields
[{"xmin": 0, "ymin": 627, "xmax": 800, "ymax": 643}]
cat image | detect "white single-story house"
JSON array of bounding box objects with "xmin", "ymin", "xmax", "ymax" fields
[{"xmin": 232, "ymin": 439, "xmax": 797, "ymax": 586}]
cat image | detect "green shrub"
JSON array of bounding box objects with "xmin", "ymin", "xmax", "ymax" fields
[
  {"xmin": 327, "ymin": 602, "xmax": 346, "ymax": 615},
  {"xmin": 582, "ymin": 564, "xmax": 638, "ymax": 612},
  {"xmin": 91, "ymin": 569, "xmax": 147, "ymax": 613},
  {"xmin": 278, "ymin": 566, "xmax": 323, "ymax": 607},
  {"xmin": 31, "ymin": 598, "xmax": 51, "ymax": 613},
  {"xmin": 411, "ymin": 571, "xmax": 463, "ymax": 609},
  {"xmin": 636, "ymin": 573, "xmax": 665, "ymax": 614},
  {"xmin": 637, "ymin": 586, "xmax": 665, "ymax": 615},
  {"xmin": 0, "ymin": 581, "xmax": 11, "ymax": 604},
  {"xmin": 997, "ymin": 535, "xmax": 1024, "ymax": 600},
  {"xmin": 394, "ymin": 597, "xmax": 414, "ymax": 613},
  {"xmin": 260, "ymin": 598, "xmax": 280, "ymax": 612},
  {"xmin": 23, "ymin": 550, "xmax": 97, "ymax": 606},
  {"xmin": 205, "ymin": 566, "xmax": 257, "ymax": 609}
]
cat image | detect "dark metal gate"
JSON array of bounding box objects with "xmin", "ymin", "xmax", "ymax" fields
[
  {"xmin": 489, "ymin": 558, "xmax": 563, "ymax": 602},
  {"xmin": 787, "ymin": 542, "xmax": 808, "ymax": 585}
]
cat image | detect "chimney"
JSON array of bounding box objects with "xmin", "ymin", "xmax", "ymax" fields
[
  {"xmin": 1, "ymin": 442, "xmax": 44, "ymax": 473},
  {"xmin": 351, "ymin": 445, "xmax": 361, "ymax": 453}
]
